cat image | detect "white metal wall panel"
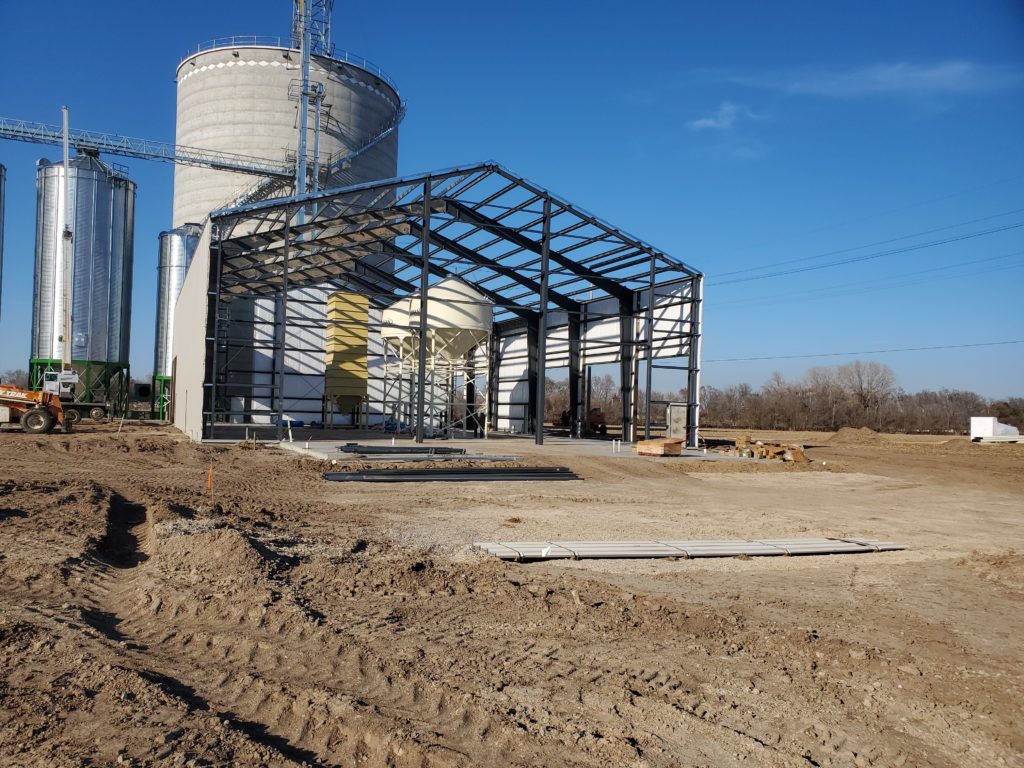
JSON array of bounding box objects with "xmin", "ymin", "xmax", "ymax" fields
[
  {"xmin": 635, "ymin": 284, "xmax": 694, "ymax": 360},
  {"xmin": 496, "ymin": 334, "xmax": 530, "ymax": 431}
]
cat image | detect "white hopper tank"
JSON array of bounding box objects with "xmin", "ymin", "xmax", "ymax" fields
[{"xmin": 382, "ymin": 278, "xmax": 492, "ymax": 362}]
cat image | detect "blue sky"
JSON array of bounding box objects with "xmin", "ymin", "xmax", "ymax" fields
[{"xmin": 1, "ymin": 0, "xmax": 1022, "ymax": 397}]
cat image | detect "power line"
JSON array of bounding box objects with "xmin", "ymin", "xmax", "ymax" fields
[
  {"xmin": 720, "ymin": 261, "xmax": 1024, "ymax": 311},
  {"xmin": 703, "ymin": 340, "xmax": 1024, "ymax": 364},
  {"xmin": 714, "ymin": 206, "xmax": 1024, "ymax": 279},
  {"xmin": 728, "ymin": 171, "xmax": 1024, "ymax": 257},
  {"xmin": 709, "ymin": 221, "xmax": 1024, "ymax": 286},
  {"xmin": 711, "ymin": 249, "xmax": 1024, "ymax": 309}
]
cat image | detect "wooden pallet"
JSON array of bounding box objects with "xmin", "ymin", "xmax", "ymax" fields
[{"xmin": 635, "ymin": 437, "xmax": 685, "ymax": 456}]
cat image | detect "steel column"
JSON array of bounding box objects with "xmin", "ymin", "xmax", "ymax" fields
[
  {"xmin": 568, "ymin": 312, "xmax": 581, "ymax": 438},
  {"xmin": 686, "ymin": 275, "xmax": 704, "ymax": 448},
  {"xmin": 526, "ymin": 322, "xmax": 539, "ymax": 436},
  {"xmin": 465, "ymin": 349, "xmax": 477, "ymax": 438},
  {"xmin": 295, "ymin": 2, "xmax": 311, "ymax": 202},
  {"xmin": 207, "ymin": 228, "xmax": 225, "ymax": 439},
  {"xmin": 644, "ymin": 257, "xmax": 656, "ymax": 439},
  {"xmin": 0, "ymin": 164, "xmax": 4, "ymax": 324},
  {"xmin": 534, "ymin": 197, "xmax": 551, "ymax": 445},
  {"xmin": 619, "ymin": 301, "xmax": 635, "ymax": 443},
  {"xmin": 275, "ymin": 214, "xmax": 292, "ymax": 441},
  {"xmin": 488, "ymin": 329, "xmax": 501, "ymax": 433},
  {"xmin": 415, "ymin": 180, "xmax": 431, "ymax": 443},
  {"xmin": 582, "ymin": 301, "xmax": 591, "ymax": 435}
]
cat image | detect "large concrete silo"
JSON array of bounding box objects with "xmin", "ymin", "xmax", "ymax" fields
[
  {"xmin": 172, "ymin": 42, "xmax": 401, "ymax": 225},
  {"xmin": 171, "ymin": 40, "xmax": 402, "ymax": 425},
  {"xmin": 31, "ymin": 152, "xmax": 135, "ymax": 409},
  {"xmin": 153, "ymin": 223, "xmax": 202, "ymax": 418}
]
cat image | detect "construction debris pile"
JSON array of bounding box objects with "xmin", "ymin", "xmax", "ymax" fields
[
  {"xmin": 719, "ymin": 436, "xmax": 810, "ymax": 463},
  {"xmin": 634, "ymin": 435, "xmax": 811, "ymax": 462}
]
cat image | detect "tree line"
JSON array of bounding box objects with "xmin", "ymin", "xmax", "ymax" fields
[
  {"xmin": 545, "ymin": 360, "xmax": 1023, "ymax": 434},
  {"xmin": 1, "ymin": 369, "xmax": 30, "ymax": 388},
  {"xmin": 9, "ymin": 361, "xmax": 1019, "ymax": 434}
]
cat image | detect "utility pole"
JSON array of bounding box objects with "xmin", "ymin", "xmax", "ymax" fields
[
  {"xmin": 295, "ymin": 0, "xmax": 311, "ymax": 205},
  {"xmin": 60, "ymin": 106, "xmax": 73, "ymax": 372}
]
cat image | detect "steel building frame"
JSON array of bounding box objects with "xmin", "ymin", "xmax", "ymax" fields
[{"xmin": 204, "ymin": 162, "xmax": 703, "ymax": 445}]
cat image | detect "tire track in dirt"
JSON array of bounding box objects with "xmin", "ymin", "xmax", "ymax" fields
[
  {"xmin": 55, "ymin": 494, "xmax": 330, "ymax": 766},
  {"xmin": 289, "ymin": 559, "xmax": 930, "ymax": 768},
  {"xmin": 297, "ymin": 580, "xmax": 737, "ymax": 764},
  {"xmin": 5, "ymin": 429, "xmax": 1020, "ymax": 767},
  {"xmin": 142, "ymin": 624, "xmax": 546, "ymax": 764},
  {"xmin": 87, "ymin": 521, "xmax": 577, "ymax": 766},
  {"xmin": 0, "ymin": 483, "xmax": 307, "ymax": 766}
]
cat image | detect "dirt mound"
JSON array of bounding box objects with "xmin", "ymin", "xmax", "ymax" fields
[
  {"xmin": 829, "ymin": 426, "xmax": 883, "ymax": 445},
  {"xmin": 156, "ymin": 526, "xmax": 293, "ymax": 583},
  {"xmin": 956, "ymin": 550, "xmax": 1024, "ymax": 592}
]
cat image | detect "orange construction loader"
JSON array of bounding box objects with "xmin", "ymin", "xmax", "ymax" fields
[{"xmin": 0, "ymin": 384, "xmax": 70, "ymax": 434}]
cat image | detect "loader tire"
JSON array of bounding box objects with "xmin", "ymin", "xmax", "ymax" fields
[{"xmin": 21, "ymin": 408, "xmax": 55, "ymax": 435}]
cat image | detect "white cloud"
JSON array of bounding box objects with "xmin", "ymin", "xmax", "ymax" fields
[
  {"xmin": 716, "ymin": 61, "xmax": 1023, "ymax": 98},
  {"xmin": 687, "ymin": 101, "xmax": 756, "ymax": 131}
]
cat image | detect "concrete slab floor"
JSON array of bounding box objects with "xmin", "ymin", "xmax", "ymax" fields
[{"xmin": 276, "ymin": 434, "xmax": 752, "ymax": 464}]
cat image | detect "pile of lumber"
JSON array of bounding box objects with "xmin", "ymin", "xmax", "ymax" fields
[{"xmin": 635, "ymin": 437, "xmax": 685, "ymax": 456}]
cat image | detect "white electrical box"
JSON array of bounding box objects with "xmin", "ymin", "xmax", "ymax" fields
[{"xmin": 970, "ymin": 416, "xmax": 1020, "ymax": 439}]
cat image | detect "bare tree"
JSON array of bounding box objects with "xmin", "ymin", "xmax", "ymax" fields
[
  {"xmin": 550, "ymin": 360, "xmax": 1012, "ymax": 435},
  {"xmin": 590, "ymin": 374, "xmax": 621, "ymax": 424},
  {"xmin": 544, "ymin": 377, "xmax": 569, "ymax": 423},
  {"xmin": 805, "ymin": 366, "xmax": 844, "ymax": 430},
  {"xmin": 836, "ymin": 361, "xmax": 896, "ymax": 428},
  {"xmin": 989, "ymin": 398, "xmax": 1024, "ymax": 431},
  {"xmin": 1, "ymin": 369, "xmax": 30, "ymax": 388}
]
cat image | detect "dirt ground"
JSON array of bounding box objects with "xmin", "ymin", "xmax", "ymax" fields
[{"xmin": 0, "ymin": 425, "xmax": 1021, "ymax": 767}]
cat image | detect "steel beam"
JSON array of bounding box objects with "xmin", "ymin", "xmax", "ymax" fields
[
  {"xmin": 443, "ymin": 199, "xmax": 633, "ymax": 303},
  {"xmin": 407, "ymin": 222, "xmax": 579, "ymax": 313},
  {"xmin": 0, "ymin": 116, "xmax": 292, "ymax": 178},
  {"xmin": 380, "ymin": 242, "xmax": 539, "ymax": 322}
]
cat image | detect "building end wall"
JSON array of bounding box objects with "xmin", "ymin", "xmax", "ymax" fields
[{"xmin": 171, "ymin": 223, "xmax": 213, "ymax": 440}]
